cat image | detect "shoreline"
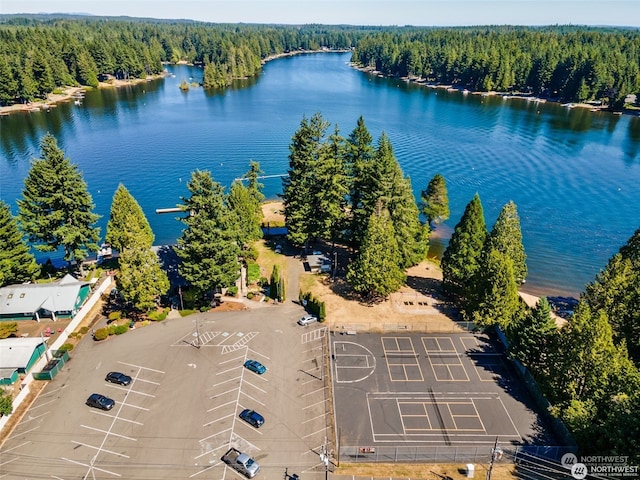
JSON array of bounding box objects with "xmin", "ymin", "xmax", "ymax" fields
[{"xmin": 349, "ymin": 62, "xmax": 639, "ymax": 116}]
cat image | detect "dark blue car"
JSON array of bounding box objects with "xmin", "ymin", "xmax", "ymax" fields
[
  {"xmin": 243, "ymin": 359, "xmax": 267, "ymax": 375},
  {"xmin": 239, "ymin": 408, "xmax": 265, "ymax": 428},
  {"xmin": 86, "ymin": 393, "xmax": 115, "ymax": 410}
]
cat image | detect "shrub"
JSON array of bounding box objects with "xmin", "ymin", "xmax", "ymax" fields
[
  {"xmin": 0, "ymin": 391, "xmax": 13, "ymax": 416},
  {"xmin": 93, "ymin": 328, "xmax": 109, "ymax": 341},
  {"xmin": 108, "ymin": 311, "xmax": 122, "ymax": 321},
  {"xmin": 148, "ymin": 310, "xmax": 167, "ymax": 321},
  {"xmin": 247, "ymin": 292, "xmax": 254, "ymax": 300},
  {"xmin": 227, "ymin": 286, "xmax": 238, "ymax": 297},
  {"xmin": 244, "ymin": 245, "xmax": 259, "ymax": 261},
  {"xmin": 114, "ymin": 324, "xmax": 128, "ymax": 335},
  {"xmin": 258, "ymin": 276, "xmax": 269, "ymax": 287},
  {"xmin": 179, "ymin": 309, "xmax": 195, "ymax": 317},
  {"xmin": 59, "ymin": 343, "xmax": 74, "ymax": 352},
  {"xmin": 247, "ymin": 262, "xmax": 261, "ymax": 283},
  {"xmin": 79, "ymin": 326, "xmax": 89, "ymax": 335},
  {"xmin": 300, "ymin": 291, "xmax": 326, "ymax": 320}
]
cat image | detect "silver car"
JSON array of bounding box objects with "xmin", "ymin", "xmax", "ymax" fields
[{"xmin": 297, "ymin": 314, "xmax": 318, "ymax": 326}]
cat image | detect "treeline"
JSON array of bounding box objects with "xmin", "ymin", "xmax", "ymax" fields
[
  {"xmin": 440, "ymin": 192, "xmax": 640, "ymax": 461},
  {"xmin": 352, "ymin": 26, "xmax": 640, "ymax": 107},
  {"xmin": 0, "ymin": 15, "xmax": 373, "ymax": 104}
]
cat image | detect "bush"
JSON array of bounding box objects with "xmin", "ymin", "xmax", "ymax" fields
[
  {"xmin": 148, "ymin": 310, "xmax": 167, "ymax": 321},
  {"xmin": 93, "ymin": 328, "xmax": 109, "ymax": 341},
  {"xmin": 244, "ymin": 245, "xmax": 259, "ymax": 261},
  {"xmin": 79, "ymin": 326, "xmax": 89, "ymax": 335},
  {"xmin": 227, "ymin": 286, "xmax": 238, "ymax": 297},
  {"xmin": 300, "ymin": 291, "xmax": 326, "ymax": 320},
  {"xmin": 258, "ymin": 276, "xmax": 269, "ymax": 287},
  {"xmin": 108, "ymin": 311, "xmax": 122, "ymax": 321},
  {"xmin": 179, "ymin": 309, "xmax": 195, "ymax": 317},
  {"xmin": 247, "ymin": 262, "xmax": 261, "ymax": 283},
  {"xmin": 58, "ymin": 343, "xmax": 74, "ymax": 352},
  {"xmin": 247, "ymin": 292, "xmax": 254, "ymax": 300},
  {"xmin": 113, "ymin": 324, "xmax": 128, "ymax": 335}
]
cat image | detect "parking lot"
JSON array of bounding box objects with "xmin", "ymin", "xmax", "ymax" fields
[
  {"xmin": 1, "ymin": 304, "xmax": 332, "ymax": 479},
  {"xmin": 332, "ymin": 332, "xmax": 556, "ymax": 460}
]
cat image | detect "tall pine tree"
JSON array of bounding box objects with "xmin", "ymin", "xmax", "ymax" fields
[
  {"xmin": 420, "ymin": 173, "xmax": 450, "ymax": 225},
  {"xmin": 0, "ymin": 201, "xmax": 39, "ymax": 286},
  {"xmin": 485, "ymin": 200, "xmax": 527, "ymax": 284},
  {"xmin": 17, "ymin": 133, "xmax": 100, "ymax": 266},
  {"xmin": 441, "ymin": 193, "xmax": 487, "ymax": 301},
  {"xmin": 177, "ymin": 170, "xmax": 240, "ymax": 300},
  {"xmin": 106, "ymin": 184, "xmax": 154, "ymax": 251}
]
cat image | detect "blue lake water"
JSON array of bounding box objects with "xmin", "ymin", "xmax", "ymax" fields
[{"xmin": 1, "ymin": 52, "xmax": 640, "ymax": 298}]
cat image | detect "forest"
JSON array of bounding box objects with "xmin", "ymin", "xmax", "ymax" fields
[
  {"xmin": 1, "ymin": 16, "xmax": 640, "ymax": 107},
  {"xmin": 0, "ymin": 15, "xmax": 374, "ymax": 104},
  {"xmin": 351, "ymin": 26, "xmax": 640, "ymax": 107}
]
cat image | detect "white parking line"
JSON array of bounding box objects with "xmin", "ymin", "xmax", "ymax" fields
[
  {"xmin": 217, "ymin": 366, "xmax": 242, "ymax": 376},
  {"xmin": 240, "ymin": 391, "xmax": 265, "ymax": 406},
  {"xmin": 198, "ymin": 427, "xmax": 232, "ymax": 444},
  {"xmin": 0, "ymin": 457, "xmax": 19, "ymax": 467},
  {"xmin": 190, "ymin": 464, "xmax": 217, "ymax": 477},
  {"xmin": 71, "ymin": 441, "xmax": 130, "ymax": 458},
  {"xmin": 302, "ymin": 413, "xmax": 327, "ymax": 424},
  {"xmin": 106, "ymin": 384, "xmax": 156, "ymax": 397},
  {"xmin": 303, "ymin": 426, "xmax": 328, "ymax": 439},
  {"xmin": 13, "ymin": 425, "xmax": 39, "ymax": 436},
  {"xmin": 125, "ymin": 403, "xmax": 150, "ymax": 411},
  {"xmin": 63, "ymin": 457, "xmax": 122, "ymax": 477},
  {"xmin": 1, "ymin": 441, "xmax": 30, "ymax": 453},
  {"xmin": 29, "ymin": 397, "xmax": 57, "ymax": 409},
  {"xmin": 303, "ymin": 398, "xmax": 328, "ymax": 409},
  {"xmin": 210, "ymin": 377, "xmax": 240, "ymax": 388},
  {"xmin": 207, "ymin": 399, "xmax": 237, "ymax": 412},
  {"xmin": 220, "ymin": 355, "xmax": 245, "ymax": 366},
  {"xmin": 81, "ymin": 424, "xmax": 137, "ymax": 442},
  {"xmin": 18, "ymin": 411, "xmax": 49, "ymax": 424},
  {"xmin": 210, "ymin": 387, "xmax": 239, "ymax": 399},
  {"xmin": 243, "ymin": 381, "xmax": 267, "ymax": 393},
  {"xmin": 302, "ymin": 386, "xmax": 326, "ymax": 397},
  {"xmin": 118, "ymin": 361, "xmax": 165, "ymax": 374},
  {"xmin": 203, "ymin": 412, "xmax": 235, "ymax": 427},
  {"xmin": 134, "ymin": 377, "xmax": 161, "ymax": 386}
]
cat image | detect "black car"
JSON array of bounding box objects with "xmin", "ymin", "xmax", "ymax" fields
[
  {"xmin": 239, "ymin": 409, "xmax": 265, "ymax": 428},
  {"xmin": 86, "ymin": 393, "xmax": 115, "ymax": 410},
  {"xmin": 105, "ymin": 371, "xmax": 132, "ymax": 386}
]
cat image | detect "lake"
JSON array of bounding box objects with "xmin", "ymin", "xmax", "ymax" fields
[{"xmin": 1, "ymin": 52, "xmax": 640, "ymax": 298}]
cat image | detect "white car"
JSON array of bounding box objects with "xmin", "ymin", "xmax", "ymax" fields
[{"xmin": 297, "ymin": 315, "xmax": 318, "ymax": 326}]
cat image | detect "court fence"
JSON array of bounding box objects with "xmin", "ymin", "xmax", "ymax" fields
[
  {"xmin": 331, "ymin": 321, "xmax": 476, "ymax": 335},
  {"xmin": 337, "ymin": 444, "xmax": 576, "ymax": 465}
]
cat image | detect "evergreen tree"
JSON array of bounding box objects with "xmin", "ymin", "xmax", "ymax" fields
[
  {"xmin": 177, "ymin": 170, "xmax": 240, "ymax": 300},
  {"xmin": 346, "ymin": 205, "xmax": 406, "ymax": 299},
  {"xmin": 472, "ymin": 248, "xmax": 521, "ymax": 328},
  {"xmin": 441, "ymin": 193, "xmax": 487, "ymax": 301},
  {"xmin": 117, "ymin": 243, "xmax": 169, "ymax": 312},
  {"xmin": 0, "ymin": 201, "xmax": 39, "ymax": 287},
  {"xmin": 227, "ymin": 181, "xmax": 263, "ymax": 248},
  {"xmin": 486, "ymin": 200, "xmax": 527, "ymax": 284},
  {"xmin": 281, "ymin": 113, "xmax": 329, "ymax": 246},
  {"xmin": 508, "ymin": 296, "xmax": 558, "ymax": 372},
  {"xmin": 420, "ymin": 173, "xmax": 450, "ymax": 225},
  {"xmin": 584, "ymin": 227, "xmax": 640, "ymax": 365},
  {"xmin": 269, "ymin": 264, "xmax": 282, "ymax": 301},
  {"xmin": 17, "ymin": 134, "xmax": 100, "ymax": 266},
  {"xmin": 106, "ymin": 184, "xmax": 154, "ymax": 251},
  {"xmin": 346, "ymin": 116, "xmax": 376, "ymax": 246}
]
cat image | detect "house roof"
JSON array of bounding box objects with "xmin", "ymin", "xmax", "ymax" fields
[
  {"xmin": 0, "ymin": 274, "xmax": 89, "ymax": 316},
  {"xmin": 0, "ymin": 337, "xmax": 46, "ymax": 369}
]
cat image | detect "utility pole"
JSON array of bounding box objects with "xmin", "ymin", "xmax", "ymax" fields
[
  {"xmin": 319, "ymin": 436, "xmax": 329, "ymax": 480},
  {"xmin": 486, "ymin": 436, "xmax": 500, "ymax": 480}
]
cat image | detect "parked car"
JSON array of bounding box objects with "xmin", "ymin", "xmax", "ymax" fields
[
  {"xmin": 239, "ymin": 408, "xmax": 265, "ymax": 428},
  {"xmin": 297, "ymin": 314, "xmax": 318, "ymax": 326},
  {"xmin": 105, "ymin": 371, "xmax": 132, "ymax": 386},
  {"xmin": 86, "ymin": 393, "xmax": 115, "ymax": 410},
  {"xmin": 243, "ymin": 359, "xmax": 267, "ymax": 375}
]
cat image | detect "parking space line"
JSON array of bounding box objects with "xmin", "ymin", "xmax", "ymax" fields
[
  {"xmin": 133, "ymin": 377, "xmax": 160, "ymax": 386},
  {"xmin": 118, "ymin": 361, "xmax": 165, "ymax": 374},
  {"xmin": 18, "ymin": 411, "xmax": 49, "ymax": 424},
  {"xmin": 246, "ymin": 347, "xmax": 270, "ymax": 361},
  {"xmin": 302, "ymin": 413, "xmax": 327, "ymax": 424},
  {"xmin": 189, "ymin": 464, "xmax": 217, "ymax": 477},
  {"xmin": 1, "ymin": 441, "xmax": 30, "ymax": 454},
  {"xmin": 13, "ymin": 425, "xmax": 39, "ymax": 436},
  {"xmin": 207, "ymin": 400, "xmax": 237, "ymax": 412},
  {"xmin": 210, "ymin": 387, "xmax": 238, "ymax": 398},
  {"xmin": 63, "ymin": 457, "xmax": 122, "ymax": 477},
  {"xmin": 210, "ymin": 377, "xmax": 239, "ymax": 388},
  {"xmin": 220, "ymin": 355, "xmax": 244, "ymax": 366},
  {"xmin": 240, "ymin": 391, "xmax": 265, "ymax": 406},
  {"xmin": 113, "ymin": 416, "xmax": 144, "ymax": 426},
  {"xmin": 0, "ymin": 457, "xmax": 19, "ymax": 468},
  {"xmin": 125, "ymin": 403, "xmax": 150, "ymax": 411},
  {"xmin": 217, "ymin": 365, "xmax": 242, "ymax": 375},
  {"xmin": 81, "ymin": 424, "xmax": 137, "ymax": 442},
  {"xmin": 198, "ymin": 427, "xmax": 232, "ymax": 444},
  {"xmin": 303, "ymin": 386, "xmax": 326, "ymax": 397},
  {"xmin": 71, "ymin": 441, "xmax": 130, "ymax": 458},
  {"xmin": 303, "ymin": 398, "xmax": 328, "ymax": 409},
  {"xmin": 203, "ymin": 412, "xmax": 235, "ymax": 427},
  {"xmin": 303, "ymin": 426, "xmax": 328, "ymax": 439},
  {"xmin": 29, "ymin": 397, "xmax": 57, "ymax": 409},
  {"xmin": 107, "ymin": 385, "xmax": 156, "ymax": 397},
  {"xmin": 243, "ymin": 380, "xmax": 267, "ymax": 392}
]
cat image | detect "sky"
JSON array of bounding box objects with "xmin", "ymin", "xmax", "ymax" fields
[{"xmin": 1, "ymin": 0, "xmax": 640, "ymax": 27}]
